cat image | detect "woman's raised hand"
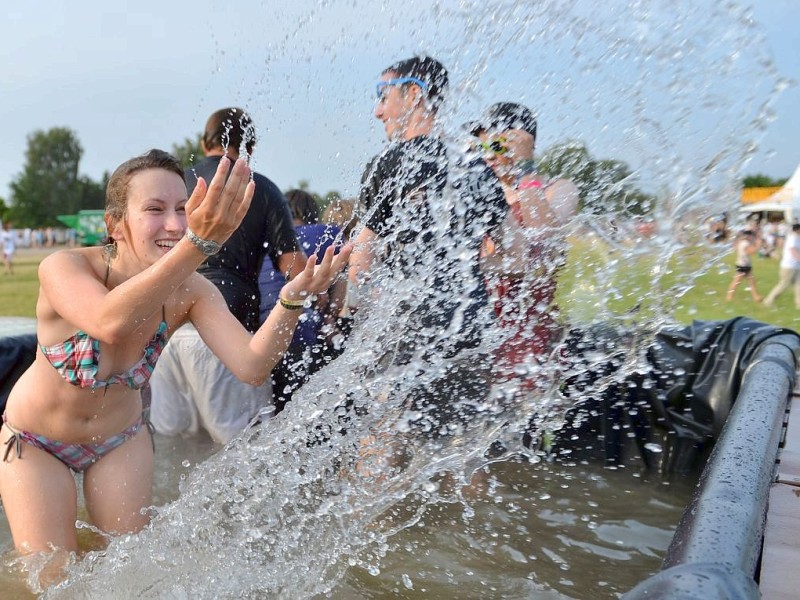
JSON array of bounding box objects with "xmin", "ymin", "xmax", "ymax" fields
[
  {"xmin": 281, "ymin": 245, "xmax": 353, "ymax": 303},
  {"xmin": 185, "ymin": 157, "xmax": 255, "ymax": 244}
]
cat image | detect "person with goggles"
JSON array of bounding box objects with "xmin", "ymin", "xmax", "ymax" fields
[
  {"xmin": 470, "ymin": 102, "xmax": 579, "ymax": 389},
  {"xmin": 341, "ymin": 56, "xmax": 507, "ymax": 449}
]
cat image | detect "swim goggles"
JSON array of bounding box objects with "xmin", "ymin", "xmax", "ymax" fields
[
  {"xmin": 375, "ymin": 77, "xmax": 429, "ymax": 100},
  {"xmin": 476, "ymin": 138, "xmax": 509, "ymax": 155}
]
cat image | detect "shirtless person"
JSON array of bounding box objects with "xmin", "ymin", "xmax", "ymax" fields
[{"xmin": 726, "ymin": 229, "xmax": 763, "ymax": 303}]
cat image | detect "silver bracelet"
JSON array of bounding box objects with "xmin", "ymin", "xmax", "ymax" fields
[{"xmin": 186, "ymin": 228, "xmax": 222, "ymax": 256}]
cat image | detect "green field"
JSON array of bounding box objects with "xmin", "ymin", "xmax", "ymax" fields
[
  {"xmin": 555, "ymin": 235, "xmax": 799, "ymax": 332},
  {"xmin": 1, "ymin": 241, "xmax": 798, "ymax": 334},
  {"xmin": 0, "ymin": 248, "xmax": 49, "ymax": 317}
]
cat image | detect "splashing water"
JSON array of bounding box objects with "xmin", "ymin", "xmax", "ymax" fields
[{"xmin": 41, "ymin": 0, "xmax": 784, "ymax": 597}]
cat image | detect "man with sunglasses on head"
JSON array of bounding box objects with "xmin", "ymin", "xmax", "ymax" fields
[
  {"xmin": 471, "ymin": 102, "xmax": 579, "ymax": 388},
  {"xmin": 350, "ymin": 55, "xmax": 450, "ymax": 282},
  {"xmin": 351, "ymin": 57, "xmax": 506, "ymax": 298},
  {"xmin": 344, "ymin": 56, "xmax": 507, "ymax": 443}
]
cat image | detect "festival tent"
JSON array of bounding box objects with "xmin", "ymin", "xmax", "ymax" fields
[{"xmin": 740, "ymin": 163, "xmax": 800, "ymax": 221}]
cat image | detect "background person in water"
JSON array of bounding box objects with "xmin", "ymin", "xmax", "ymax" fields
[
  {"xmin": 346, "ymin": 56, "xmax": 507, "ymax": 443},
  {"xmin": 264, "ymin": 189, "xmax": 342, "ymax": 413},
  {"xmin": 0, "ymin": 149, "xmax": 350, "ymax": 587},
  {"xmin": 148, "ymin": 108, "xmax": 305, "ymax": 444},
  {"xmin": 471, "ymin": 101, "xmax": 579, "ymax": 389}
]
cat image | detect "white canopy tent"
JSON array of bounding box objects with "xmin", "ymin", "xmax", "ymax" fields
[{"xmin": 740, "ymin": 164, "xmax": 800, "ymax": 221}]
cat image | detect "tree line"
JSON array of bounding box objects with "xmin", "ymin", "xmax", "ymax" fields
[
  {"xmin": 0, "ymin": 128, "xmax": 343, "ymax": 228},
  {"xmin": 0, "ymin": 126, "xmax": 787, "ymax": 228}
]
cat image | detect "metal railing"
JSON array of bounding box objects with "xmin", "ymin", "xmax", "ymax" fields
[{"xmin": 623, "ymin": 334, "xmax": 799, "ymax": 600}]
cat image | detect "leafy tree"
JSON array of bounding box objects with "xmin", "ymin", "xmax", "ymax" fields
[
  {"xmin": 743, "ymin": 174, "xmax": 788, "ymax": 188},
  {"xmin": 76, "ymin": 175, "xmax": 106, "ymax": 210},
  {"xmin": 9, "ymin": 128, "xmax": 84, "ymax": 227},
  {"xmin": 538, "ymin": 140, "xmax": 654, "ymax": 215},
  {"xmin": 172, "ymin": 134, "xmax": 204, "ymax": 169}
]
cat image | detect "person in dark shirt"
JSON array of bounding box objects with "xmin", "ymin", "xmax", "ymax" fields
[
  {"xmin": 149, "ymin": 108, "xmax": 305, "ymax": 443},
  {"xmin": 347, "ymin": 57, "xmax": 507, "ymax": 438},
  {"xmin": 190, "ymin": 111, "xmax": 301, "ymax": 332}
]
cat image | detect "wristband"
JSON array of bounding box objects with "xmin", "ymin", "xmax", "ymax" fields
[
  {"xmin": 518, "ymin": 179, "xmax": 543, "ymax": 190},
  {"xmin": 279, "ymin": 295, "xmax": 305, "ymax": 310}
]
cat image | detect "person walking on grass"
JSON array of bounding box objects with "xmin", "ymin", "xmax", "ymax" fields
[
  {"xmin": 726, "ymin": 228, "xmax": 762, "ymax": 302},
  {"xmin": 763, "ymin": 222, "xmax": 800, "ymax": 309},
  {"xmin": 2, "ymin": 221, "xmax": 15, "ymax": 275}
]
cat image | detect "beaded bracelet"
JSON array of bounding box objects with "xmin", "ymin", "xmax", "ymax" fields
[
  {"xmin": 279, "ymin": 296, "xmax": 305, "ymax": 311},
  {"xmin": 518, "ymin": 179, "xmax": 544, "ymax": 190}
]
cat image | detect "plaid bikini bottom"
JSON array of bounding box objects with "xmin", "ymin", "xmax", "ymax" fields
[{"xmin": 2, "ymin": 415, "xmax": 143, "ymax": 473}]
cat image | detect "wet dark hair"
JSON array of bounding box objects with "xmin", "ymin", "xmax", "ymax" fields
[
  {"xmin": 470, "ymin": 102, "xmax": 538, "ymax": 142},
  {"xmin": 382, "ymin": 56, "xmax": 448, "ymax": 112},
  {"xmin": 203, "ymin": 107, "xmax": 256, "ymax": 155},
  {"xmin": 286, "ymin": 189, "xmax": 320, "ymax": 225},
  {"xmin": 105, "ymin": 149, "xmax": 183, "ymax": 235}
]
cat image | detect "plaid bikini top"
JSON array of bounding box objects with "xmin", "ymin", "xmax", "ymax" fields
[{"xmin": 40, "ymin": 306, "xmax": 169, "ymax": 390}]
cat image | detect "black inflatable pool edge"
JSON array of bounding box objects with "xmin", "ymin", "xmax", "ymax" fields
[
  {"xmin": 623, "ymin": 333, "xmax": 799, "ymax": 600},
  {"xmin": 0, "ymin": 333, "xmax": 37, "ymax": 414}
]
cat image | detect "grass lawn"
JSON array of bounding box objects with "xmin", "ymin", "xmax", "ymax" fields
[
  {"xmin": 1, "ymin": 241, "xmax": 798, "ymax": 334},
  {"xmin": 0, "ymin": 248, "xmax": 52, "ymax": 317},
  {"xmin": 555, "ymin": 234, "xmax": 800, "ymax": 333}
]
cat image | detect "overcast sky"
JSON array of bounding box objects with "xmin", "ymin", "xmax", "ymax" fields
[{"xmin": 1, "ymin": 0, "xmax": 797, "ymax": 208}]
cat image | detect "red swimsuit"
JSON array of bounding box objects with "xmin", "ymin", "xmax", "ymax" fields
[{"xmin": 491, "ymin": 203, "xmax": 563, "ymax": 387}]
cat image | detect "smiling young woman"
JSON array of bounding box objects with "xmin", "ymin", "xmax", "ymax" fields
[{"xmin": 0, "ymin": 149, "xmax": 351, "ymax": 589}]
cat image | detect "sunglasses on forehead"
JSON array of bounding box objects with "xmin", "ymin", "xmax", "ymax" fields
[
  {"xmin": 476, "ymin": 138, "xmax": 509, "ymax": 155},
  {"xmin": 375, "ymin": 77, "xmax": 430, "ymax": 99}
]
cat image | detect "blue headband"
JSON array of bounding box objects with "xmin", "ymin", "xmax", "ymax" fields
[{"xmin": 375, "ymin": 77, "xmax": 429, "ymax": 99}]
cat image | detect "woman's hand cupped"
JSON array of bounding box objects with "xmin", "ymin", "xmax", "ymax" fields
[
  {"xmin": 185, "ymin": 157, "xmax": 255, "ymax": 244},
  {"xmin": 281, "ymin": 245, "xmax": 353, "ymax": 303}
]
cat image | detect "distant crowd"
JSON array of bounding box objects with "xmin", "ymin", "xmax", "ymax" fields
[
  {"xmin": 0, "ymin": 225, "xmax": 77, "ymax": 249},
  {"xmin": 716, "ymin": 212, "xmax": 800, "ymax": 308}
]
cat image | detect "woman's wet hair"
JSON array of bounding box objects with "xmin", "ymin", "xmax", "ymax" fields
[
  {"xmin": 105, "ymin": 149, "xmax": 183, "ymax": 238},
  {"xmin": 286, "ymin": 189, "xmax": 321, "ymax": 225},
  {"xmin": 203, "ymin": 107, "xmax": 256, "ymax": 156}
]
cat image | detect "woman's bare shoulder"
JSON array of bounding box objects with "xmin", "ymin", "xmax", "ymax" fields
[{"xmin": 38, "ymin": 247, "xmax": 104, "ymax": 278}]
